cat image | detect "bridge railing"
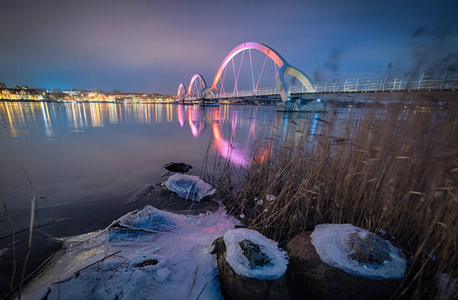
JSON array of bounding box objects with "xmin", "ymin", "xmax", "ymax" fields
[
  {"xmin": 218, "ymin": 86, "xmax": 280, "ymax": 98},
  {"xmin": 205, "ymin": 71, "xmax": 458, "ymax": 99},
  {"xmin": 306, "ymin": 71, "xmax": 458, "ymax": 94}
]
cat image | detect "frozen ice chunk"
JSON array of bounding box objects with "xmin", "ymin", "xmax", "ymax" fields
[
  {"xmin": 311, "ymin": 224, "xmax": 406, "ymax": 279},
  {"xmin": 117, "ymin": 205, "xmax": 176, "ymax": 232},
  {"xmin": 223, "ymin": 228, "xmax": 288, "ymax": 280},
  {"xmin": 165, "ymin": 174, "xmax": 215, "ymax": 202}
]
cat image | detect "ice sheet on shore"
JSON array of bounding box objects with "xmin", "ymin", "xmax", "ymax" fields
[
  {"xmin": 165, "ymin": 174, "xmax": 215, "ymax": 202},
  {"xmin": 21, "ymin": 205, "xmax": 239, "ymax": 300},
  {"xmin": 311, "ymin": 224, "xmax": 406, "ymax": 279}
]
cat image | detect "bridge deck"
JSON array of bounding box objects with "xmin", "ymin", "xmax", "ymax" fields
[{"xmin": 179, "ymin": 71, "xmax": 458, "ymax": 101}]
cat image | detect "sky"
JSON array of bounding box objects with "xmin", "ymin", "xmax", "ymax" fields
[{"xmin": 1, "ymin": 0, "xmax": 457, "ymax": 94}]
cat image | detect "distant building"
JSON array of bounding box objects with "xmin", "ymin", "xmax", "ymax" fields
[
  {"xmin": 131, "ymin": 93, "xmax": 155, "ymax": 102},
  {"xmin": 1, "ymin": 87, "xmax": 40, "ymax": 100},
  {"xmin": 111, "ymin": 93, "xmax": 131, "ymax": 102}
]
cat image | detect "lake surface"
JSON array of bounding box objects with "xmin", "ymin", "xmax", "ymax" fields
[
  {"xmin": 0, "ymin": 100, "xmax": 414, "ymax": 296},
  {"xmin": 0, "ymin": 101, "xmax": 331, "ymax": 243}
]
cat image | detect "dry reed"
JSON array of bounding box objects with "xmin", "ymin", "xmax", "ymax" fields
[{"xmin": 217, "ymin": 103, "xmax": 458, "ymax": 299}]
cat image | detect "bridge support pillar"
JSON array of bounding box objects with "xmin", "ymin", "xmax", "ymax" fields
[{"xmin": 275, "ymin": 73, "xmax": 289, "ymax": 102}]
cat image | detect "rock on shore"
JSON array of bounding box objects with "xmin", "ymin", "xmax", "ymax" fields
[
  {"xmin": 213, "ymin": 228, "xmax": 290, "ymax": 300},
  {"xmin": 287, "ymin": 224, "xmax": 407, "ymax": 300}
]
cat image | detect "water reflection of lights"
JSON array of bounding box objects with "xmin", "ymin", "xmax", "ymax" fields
[
  {"xmin": 177, "ymin": 105, "xmax": 185, "ymax": 127},
  {"xmin": 208, "ymin": 108, "xmax": 276, "ymax": 167},
  {"xmin": 253, "ymin": 141, "xmax": 273, "ymax": 164},
  {"xmin": 1, "ymin": 102, "xmax": 185, "ymax": 139},
  {"xmin": 3, "ymin": 102, "xmax": 18, "ymax": 137},
  {"xmin": 212, "ymin": 109, "xmax": 220, "ymax": 121},
  {"xmin": 108, "ymin": 103, "xmax": 118, "ymax": 124},
  {"xmin": 166, "ymin": 104, "xmax": 173, "ymax": 123},
  {"xmin": 308, "ymin": 113, "xmax": 319, "ymax": 149},
  {"xmin": 188, "ymin": 109, "xmax": 206, "ymax": 137},
  {"xmin": 212, "ymin": 122, "xmax": 250, "ymax": 167},
  {"xmin": 231, "ymin": 111, "xmax": 237, "ymax": 137},
  {"xmin": 41, "ymin": 101, "xmax": 53, "ymax": 137},
  {"xmin": 89, "ymin": 103, "xmax": 103, "ymax": 127}
]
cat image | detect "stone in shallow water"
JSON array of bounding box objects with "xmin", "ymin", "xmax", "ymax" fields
[
  {"xmin": 165, "ymin": 174, "xmax": 215, "ymax": 202},
  {"xmin": 164, "ymin": 162, "xmax": 193, "ymax": 173}
]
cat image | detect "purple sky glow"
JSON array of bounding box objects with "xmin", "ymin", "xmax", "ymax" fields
[{"xmin": 1, "ymin": 0, "xmax": 457, "ymax": 93}]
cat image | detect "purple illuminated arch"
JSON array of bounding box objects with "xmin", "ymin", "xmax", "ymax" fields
[
  {"xmin": 186, "ymin": 73, "xmax": 207, "ymax": 99},
  {"xmin": 176, "ymin": 83, "xmax": 187, "ymax": 101},
  {"xmin": 209, "ymin": 42, "xmax": 315, "ymax": 102}
]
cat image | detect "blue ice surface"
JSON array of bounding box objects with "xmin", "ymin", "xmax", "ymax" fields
[
  {"xmin": 165, "ymin": 174, "xmax": 215, "ymax": 202},
  {"xmin": 118, "ymin": 205, "xmax": 177, "ymax": 231},
  {"xmin": 108, "ymin": 228, "xmax": 151, "ymax": 242}
]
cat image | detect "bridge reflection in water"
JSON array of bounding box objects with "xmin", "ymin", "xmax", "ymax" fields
[
  {"xmin": 177, "ymin": 103, "xmax": 282, "ymax": 167},
  {"xmin": 0, "ymin": 100, "xmax": 334, "ymax": 224},
  {"xmin": 0, "ymin": 101, "xmax": 325, "ymax": 168}
]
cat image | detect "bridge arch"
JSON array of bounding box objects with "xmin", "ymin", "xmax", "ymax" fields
[
  {"xmin": 210, "ymin": 42, "xmax": 315, "ymax": 101},
  {"xmin": 186, "ymin": 73, "xmax": 207, "ymax": 99},
  {"xmin": 176, "ymin": 83, "xmax": 187, "ymax": 101}
]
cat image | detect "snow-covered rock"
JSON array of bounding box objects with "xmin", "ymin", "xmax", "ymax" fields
[
  {"xmin": 223, "ymin": 229, "xmax": 288, "ymax": 280},
  {"xmin": 213, "ymin": 228, "xmax": 290, "ymax": 300},
  {"xmin": 165, "ymin": 174, "xmax": 215, "ymax": 202},
  {"xmin": 286, "ymin": 225, "xmax": 407, "ymax": 300},
  {"xmin": 311, "ymin": 224, "xmax": 406, "ymax": 279}
]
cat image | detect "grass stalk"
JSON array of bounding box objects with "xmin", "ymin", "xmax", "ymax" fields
[
  {"xmin": 3, "ymin": 203, "xmax": 17, "ymax": 291},
  {"xmin": 213, "ymin": 104, "xmax": 457, "ymax": 299}
]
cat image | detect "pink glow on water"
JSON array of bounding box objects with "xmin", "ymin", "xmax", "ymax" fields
[
  {"xmin": 231, "ymin": 111, "xmax": 237, "ymax": 137},
  {"xmin": 177, "ymin": 105, "xmax": 184, "ymax": 127},
  {"xmin": 212, "ymin": 122, "xmax": 250, "ymax": 167},
  {"xmin": 188, "ymin": 109, "xmax": 205, "ymax": 137},
  {"xmin": 254, "ymin": 142, "xmax": 273, "ymax": 164}
]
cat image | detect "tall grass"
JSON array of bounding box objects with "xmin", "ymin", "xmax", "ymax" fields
[{"xmin": 220, "ymin": 103, "xmax": 458, "ymax": 299}]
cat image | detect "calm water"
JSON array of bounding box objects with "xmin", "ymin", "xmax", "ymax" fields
[
  {"xmin": 0, "ymin": 101, "xmax": 380, "ymax": 295},
  {"xmin": 0, "ymin": 102, "xmax": 330, "ymax": 237}
]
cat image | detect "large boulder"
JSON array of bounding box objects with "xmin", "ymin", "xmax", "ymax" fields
[
  {"xmin": 286, "ymin": 224, "xmax": 407, "ymax": 300},
  {"xmin": 213, "ymin": 228, "xmax": 290, "ymax": 300}
]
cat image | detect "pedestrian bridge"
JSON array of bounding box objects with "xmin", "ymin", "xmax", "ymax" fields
[{"xmin": 177, "ymin": 42, "xmax": 458, "ymax": 102}]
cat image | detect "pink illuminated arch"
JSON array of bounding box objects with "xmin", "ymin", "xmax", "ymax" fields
[
  {"xmin": 176, "ymin": 83, "xmax": 187, "ymax": 101},
  {"xmin": 186, "ymin": 73, "xmax": 207, "ymax": 99},
  {"xmin": 210, "ymin": 42, "xmax": 315, "ymax": 102}
]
